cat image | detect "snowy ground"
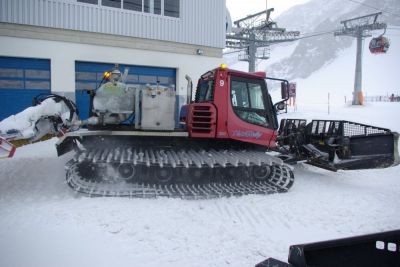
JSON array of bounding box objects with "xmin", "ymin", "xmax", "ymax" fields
[{"xmin": 1, "ymin": 102, "xmax": 399, "ymax": 267}]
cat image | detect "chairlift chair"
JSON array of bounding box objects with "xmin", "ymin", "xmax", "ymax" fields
[{"xmin": 369, "ymin": 28, "xmax": 390, "ymax": 54}]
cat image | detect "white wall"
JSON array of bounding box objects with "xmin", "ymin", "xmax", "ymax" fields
[{"xmin": 0, "ymin": 36, "xmax": 223, "ymax": 99}]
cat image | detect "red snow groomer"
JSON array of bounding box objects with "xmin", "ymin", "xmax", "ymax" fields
[{"xmin": 54, "ymin": 65, "xmax": 399, "ymax": 198}]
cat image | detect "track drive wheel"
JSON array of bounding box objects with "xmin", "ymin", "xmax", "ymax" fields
[
  {"xmin": 187, "ymin": 167, "xmax": 212, "ymax": 184},
  {"xmin": 221, "ymin": 166, "xmax": 245, "ymax": 182},
  {"xmin": 117, "ymin": 163, "xmax": 136, "ymax": 180},
  {"xmin": 251, "ymin": 165, "xmax": 272, "ymax": 181},
  {"xmin": 76, "ymin": 163, "xmax": 98, "ymax": 182},
  {"xmin": 153, "ymin": 166, "xmax": 174, "ymax": 184}
]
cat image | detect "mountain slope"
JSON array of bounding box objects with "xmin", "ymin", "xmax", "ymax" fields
[
  {"xmin": 270, "ymin": 0, "xmax": 400, "ymax": 80},
  {"xmin": 225, "ymin": 0, "xmax": 400, "ymax": 103}
]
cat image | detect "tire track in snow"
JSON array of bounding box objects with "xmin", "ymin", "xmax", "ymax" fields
[
  {"xmin": 213, "ymin": 200, "xmax": 281, "ymax": 231},
  {"xmin": 237, "ymin": 204, "xmax": 256, "ymax": 229},
  {"xmin": 0, "ymin": 157, "xmax": 75, "ymax": 203}
]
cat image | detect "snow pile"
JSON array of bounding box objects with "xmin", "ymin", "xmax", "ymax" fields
[{"xmin": 0, "ymin": 102, "xmax": 399, "ymax": 267}]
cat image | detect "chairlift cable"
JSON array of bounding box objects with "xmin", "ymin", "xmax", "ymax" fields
[
  {"xmin": 297, "ymin": 30, "xmax": 336, "ymax": 40},
  {"xmin": 223, "ymin": 50, "xmax": 242, "ymax": 55},
  {"xmin": 344, "ymin": 0, "xmax": 400, "ymax": 18}
]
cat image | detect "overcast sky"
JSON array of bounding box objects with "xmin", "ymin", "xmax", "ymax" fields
[{"xmin": 226, "ymin": 0, "xmax": 311, "ymax": 21}]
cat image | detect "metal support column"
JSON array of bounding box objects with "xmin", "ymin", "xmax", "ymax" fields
[
  {"xmin": 353, "ymin": 34, "xmax": 363, "ymax": 105},
  {"xmin": 334, "ymin": 12, "xmax": 387, "ymax": 106},
  {"xmin": 248, "ymin": 34, "xmax": 257, "ymax": 72}
]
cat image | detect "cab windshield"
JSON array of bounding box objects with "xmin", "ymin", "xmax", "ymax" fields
[{"xmin": 195, "ymin": 78, "xmax": 215, "ymax": 102}]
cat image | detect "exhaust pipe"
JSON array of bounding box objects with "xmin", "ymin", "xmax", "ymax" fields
[
  {"xmin": 185, "ymin": 75, "xmax": 193, "ymax": 104},
  {"xmin": 394, "ymin": 132, "xmax": 400, "ymax": 166}
]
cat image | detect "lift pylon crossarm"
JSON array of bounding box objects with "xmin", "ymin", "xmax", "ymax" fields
[
  {"xmin": 262, "ymin": 31, "xmax": 300, "ymax": 40},
  {"xmin": 225, "ymin": 6, "xmax": 300, "ymax": 72},
  {"xmin": 335, "ymin": 22, "xmax": 387, "ymax": 37},
  {"xmin": 234, "ymin": 8, "xmax": 275, "ymax": 28},
  {"xmin": 341, "ymin": 12, "xmax": 382, "ymax": 28},
  {"xmin": 335, "ymin": 12, "xmax": 387, "ymax": 37}
]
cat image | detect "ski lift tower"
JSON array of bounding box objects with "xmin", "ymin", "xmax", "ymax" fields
[
  {"xmin": 334, "ymin": 12, "xmax": 387, "ymax": 105},
  {"xmin": 226, "ymin": 5, "xmax": 300, "ymax": 72}
]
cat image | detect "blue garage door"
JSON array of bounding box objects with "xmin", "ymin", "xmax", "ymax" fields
[
  {"xmin": 75, "ymin": 61, "xmax": 176, "ymax": 120},
  {"xmin": 0, "ymin": 57, "xmax": 51, "ymax": 120}
]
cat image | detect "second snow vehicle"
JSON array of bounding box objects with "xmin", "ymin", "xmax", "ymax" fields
[{"xmin": 53, "ymin": 65, "xmax": 399, "ymax": 198}]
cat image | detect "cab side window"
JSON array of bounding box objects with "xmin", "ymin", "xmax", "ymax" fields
[
  {"xmin": 248, "ymin": 83, "xmax": 265, "ymax": 109},
  {"xmin": 231, "ymin": 81, "xmax": 249, "ymax": 107}
]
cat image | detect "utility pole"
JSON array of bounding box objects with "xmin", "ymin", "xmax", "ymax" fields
[
  {"xmin": 226, "ymin": 8, "xmax": 300, "ymax": 72},
  {"xmin": 334, "ymin": 12, "xmax": 387, "ymax": 105}
]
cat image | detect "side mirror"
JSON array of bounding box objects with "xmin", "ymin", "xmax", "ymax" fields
[
  {"xmin": 281, "ymin": 82, "xmax": 288, "ymax": 100},
  {"xmin": 275, "ymin": 101, "xmax": 286, "ymax": 111}
]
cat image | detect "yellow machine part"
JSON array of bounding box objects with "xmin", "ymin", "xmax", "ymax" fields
[{"xmin": 10, "ymin": 134, "xmax": 55, "ymax": 148}]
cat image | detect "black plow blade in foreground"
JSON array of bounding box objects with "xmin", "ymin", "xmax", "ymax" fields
[{"xmin": 256, "ymin": 230, "xmax": 400, "ymax": 267}]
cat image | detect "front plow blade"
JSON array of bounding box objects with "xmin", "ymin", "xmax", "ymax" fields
[{"xmin": 278, "ymin": 119, "xmax": 400, "ymax": 171}]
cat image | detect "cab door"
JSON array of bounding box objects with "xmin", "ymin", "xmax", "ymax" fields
[{"xmin": 227, "ymin": 76, "xmax": 277, "ymax": 147}]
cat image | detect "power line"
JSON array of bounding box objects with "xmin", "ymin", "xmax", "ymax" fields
[
  {"xmin": 345, "ymin": 0, "xmax": 400, "ymax": 18},
  {"xmin": 224, "ymin": 29, "xmax": 344, "ymax": 53},
  {"xmin": 223, "ymin": 50, "xmax": 241, "ymax": 55},
  {"xmin": 297, "ymin": 30, "xmax": 336, "ymax": 40},
  {"xmin": 224, "ymin": 21, "xmax": 396, "ymax": 55}
]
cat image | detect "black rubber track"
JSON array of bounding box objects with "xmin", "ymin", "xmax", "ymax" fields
[{"xmin": 65, "ymin": 157, "xmax": 294, "ymax": 199}]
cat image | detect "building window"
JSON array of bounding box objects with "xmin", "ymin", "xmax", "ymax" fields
[
  {"xmin": 144, "ymin": 0, "xmax": 161, "ymax": 15},
  {"xmin": 0, "ymin": 80, "xmax": 24, "ymax": 89},
  {"xmin": 124, "ymin": 0, "xmax": 142, "ymax": 11},
  {"xmin": 77, "ymin": 0, "xmax": 98, "ymax": 4},
  {"xmin": 0, "ymin": 60, "xmax": 51, "ymax": 91},
  {"xmin": 139, "ymin": 75, "xmax": 157, "ymax": 84},
  {"xmin": 102, "ymin": 0, "xmax": 121, "ymax": 8},
  {"xmin": 78, "ymin": 0, "xmax": 179, "ymax": 17},
  {"xmin": 25, "ymin": 81, "xmax": 50, "ymax": 90},
  {"xmin": 0, "ymin": 68, "xmax": 23, "ymax": 78},
  {"xmin": 165, "ymin": 0, "xmax": 179, "ymax": 18}
]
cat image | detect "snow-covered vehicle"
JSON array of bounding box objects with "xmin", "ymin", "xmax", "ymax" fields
[{"xmin": 1, "ymin": 65, "xmax": 399, "ymax": 198}]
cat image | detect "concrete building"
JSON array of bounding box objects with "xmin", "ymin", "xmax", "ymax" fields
[{"xmin": 0, "ymin": 0, "xmax": 226, "ymax": 120}]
